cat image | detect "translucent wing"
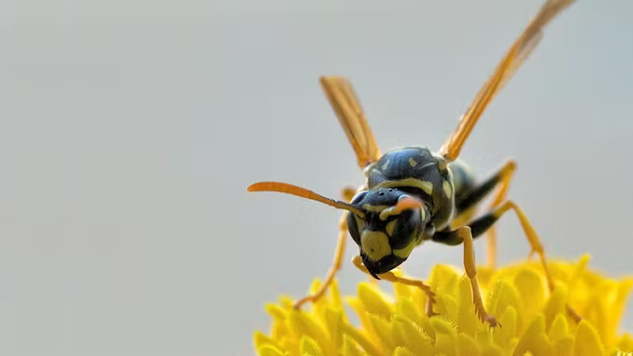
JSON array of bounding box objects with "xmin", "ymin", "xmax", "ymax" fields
[
  {"xmin": 320, "ymin": 76, "xmax": 382, "ymax": 170},
  {"xmin": 438, "ymin": 0, "xmax": 577, "ymax": 162}
]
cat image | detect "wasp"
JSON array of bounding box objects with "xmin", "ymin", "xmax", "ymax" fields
[{"xmin": 248, "ymin": 0, "xmax": 580, "ymax": 327}]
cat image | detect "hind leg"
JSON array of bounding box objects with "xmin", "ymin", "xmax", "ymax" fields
[{"xmin": 483, "ymin": 160, "xmax": 517, "ymax": 268}]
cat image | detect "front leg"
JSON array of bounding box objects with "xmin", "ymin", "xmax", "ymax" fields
[
  {"xmin": 293, "ymin": 186, "xmax": 356, "ymax": 309},
  {"xmin": 352, "ymin": 256, "xmax": 437, "ymax": 317},
  {"xmin": 433, "ymin": 226, "xmax": 499, "ymax": 327}
]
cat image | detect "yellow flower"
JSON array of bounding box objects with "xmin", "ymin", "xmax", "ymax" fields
[{"xmin": 254, "ymin": 255, "xmax": 633, "ymax": 356}]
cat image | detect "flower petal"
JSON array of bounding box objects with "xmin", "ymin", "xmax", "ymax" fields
[
  {"xmin": 574, "ymin": 320, "xmax": 605, "ymax": 356},
  {"xmin": 392, "ymin": 314, "xmax": 433, "ymax": 356},
  {"xmin": 456, "ymin": 332, "xmax": 480, "ymax": 356},
  {"xmin": 258, "ymin": 344, "xmax": 286, "ymax": 356},
  {"xmin": 431, "ymin": 317, "xmax": 458, "ymax": 356},
  {"xmin": 358, "ymin": 283, "xmax": 393, "ymax": 319},
  {"xmin": 300, "ymin": 335, "xmax": 323, "ymax": 356}
]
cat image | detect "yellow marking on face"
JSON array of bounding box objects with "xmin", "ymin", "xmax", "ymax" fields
[
  {"xmin": 381, "ymin": 159, "xmax": 391, "ymax": 171},
  {"xmin": 443, "ymin": 180, "xmax": 453, "ymax": 198},
  {"xmin": 362, "ymin": 204, "xmax": 390, "ymax": 213},
  {"xmin": 361, "ymin": 231, "xmax": 392, "ymax": 261},
  {"xmin": 374, "ymin": 178, "xmax": 433, "ymax": 196},
  {"xmin": 420, "ymin": 207, "xmax": 426, "ymax": 221},
  {"xmin": 379, "ymin": 206, "xmax": 400, "ymax": 221},
  {"xmin": 393, "ymin": 239, "xmax": 416, "ymax": 259},
  {"xmin": 385, "ymin": 219, "xmax": 397, "ymax": 236},
  {"xmin": 408, "ymin": 157, "xmax": 418, "ymax": 167}
]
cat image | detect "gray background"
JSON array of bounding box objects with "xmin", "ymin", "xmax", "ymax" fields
[{"xmin": 1, "ymin": 0, "xmax": 632, "ymax": 355}]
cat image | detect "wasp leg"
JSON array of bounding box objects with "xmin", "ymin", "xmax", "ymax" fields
[
  {"xmin": 352, "ymin": 255, "xmax": 437, "ymax": 317},
  {"xmin": 484, "ymin": 160, "xmax": 517, "ymax": 269},
  {"xmin": 452, "ymin": 160, "xmax": 517, "ymax": 268},
  {"xmin": 293, "ymin": 186, "xmax": 356, "ymax": 310},
  {"xmin": 439, "ymin": 200, "xmax": 582, "ymax": 323},
  {"xmin": 341, "ymin": 186, "xmax": 357, "ymax": 202},
  {"xmin": 433, "ymin": 226, "xmax": 499, "ymax": 327}
]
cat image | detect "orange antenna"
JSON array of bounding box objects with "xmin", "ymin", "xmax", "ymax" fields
[{"xmin": 248, "ymin": 181, "xmax": 365, "ymax": 218}]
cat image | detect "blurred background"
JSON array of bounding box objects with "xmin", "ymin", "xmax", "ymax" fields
[{"xmin": 1, "ymin": 0, "xmax": 632, "ymax": 355}]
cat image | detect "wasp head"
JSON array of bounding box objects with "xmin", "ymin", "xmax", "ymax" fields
[{"xmin": 347, "ymin": 188, "xmax": 429, "ymax": 278}]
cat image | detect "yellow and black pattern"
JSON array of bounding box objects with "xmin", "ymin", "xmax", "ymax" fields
[{"xmin": 365, "ymin": 146, "xmax": 459, "ymax": 232}]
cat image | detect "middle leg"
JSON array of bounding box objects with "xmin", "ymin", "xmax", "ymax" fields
[
  {"xmin": 438, "ymin": 199, "xmax": 582, "ymax": 323},
  {"xmin": 433, "ymin": 226, "xmax": 499, "ymax": 327},
  {"xmin": 451, "ymin": 159, "xmax": 517, "ymax": 269}
]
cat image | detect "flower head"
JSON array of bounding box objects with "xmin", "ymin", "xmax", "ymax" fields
[{"xmin": 254, "ymin": 255, "xmax": 633, "ymax": 356}]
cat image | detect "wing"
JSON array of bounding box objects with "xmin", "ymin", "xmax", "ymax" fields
[
  {"xmin": 438, "ymin": 0, "xmax": 577, "ymax": 162},
  {"xmin": 320, "ymin": 76, "xmax": 382, "ymax": 170}
]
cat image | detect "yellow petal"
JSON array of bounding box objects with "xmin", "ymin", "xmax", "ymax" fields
[
  {"xmin": 431, "ymin": 317, "xmax": 458, "ymax": 356},
  {"xmin": 428, "ymin": 264, "xmax": 461, "ymax": 296},
  {"xmin": 514, "ymin": 314, "xmax": 553, "ymax": 356},
  {"xmin": 617, "ymin": 334, "xmax": 633, "ymax": 352},
  {"xmin": 367, "ymin": 313, "xmax": 395, "ymax": 352},
  {"xmin": 393, "ymin": 346, "xmax": 415, "ymax": 356},
  {"xmin": 456, "ymin": 332, "xmax": 480, "ymax": 356},
  {"xmin": 457, "ymin": 277, "xmax": 477, "ymax": 337},
  {"xmin": 357, "ymin": 283, "xmax": 393, "ymax": 319},
  {"xmin": 300, "ymin": 335, "xmax": 323, "ymax": 356},
  {"xmin": 440, "ymin": 294, "xmax": 459, "ymax": 324},
  {"xmin": 486, "ymin": 279, "xmax": 523, "ymax": 332},
  {"xmin": 513, "ymin": 268, "xmax": 546, "ymax": 322},
  {"xmin": 347, "ymin": 296, "xmax": 379, "ymax": 342},
  {"xmin": 547, "ymin": 313, "xmax": 569, "ymax": 342},
  {"xmin": 323, "ymin": 306, "xmax": 344, "ymax": 351},
  {"xmin": 329, "ymin": 279, "xmax": 344, "ymax": 310},
  {"xmin": 395, "ymin": 297, "xmax": 434, "ymax": 340},
  {"xmin": 341, "ymin": 321, "xmax": 385, "ymax": 356},
  {"xmin": 254, "ymin": 331, "xmax": 282, "ymax": 352},
  {"xmin": 391, "ymin": 314, "xmax": 433, "ymax": 356},
  {"xmin": 391, "ymin": 269, "xmax": 413, "ymax": 300},
  {"xmin": 341, "ymin": 335, "xmax": 364, "ymax": 356},
  {"xmin": 574, "ymin": 320, "xmax": 605, "ymax": 356},
  {"xmin": 288, "ymin": 310, "xmax": 333, "ymax": 356},
  {"xmin": 542, "ymin": 286, "xmax": 567, "ymax": 330},
  {"xmin": 258, "ymin": 344, "xmax": 286, "ymax": 356},
  {"xmin": 493, "ymin": 306, "xmax": 518, "ymax": 353},
  {"xmin": 552, "ymin": 335, "xmax": 574, "ymax": 356}
]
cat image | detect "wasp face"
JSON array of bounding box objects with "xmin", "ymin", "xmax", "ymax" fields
[{"xmin": 347, "ymin": 188, "xmax": 427, "ymax": 278}]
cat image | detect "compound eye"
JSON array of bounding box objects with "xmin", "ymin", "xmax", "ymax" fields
[
  {"xmin": 346, "ymin": 211, "xmax": 364, "ymax": 246},
  {"xmin": 388, "ymin": 209, "xmax": 422, "ymax": 251},
  {"xmin": 350, "ymin": 191, "xmax": 368, "ymax": 205}
]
